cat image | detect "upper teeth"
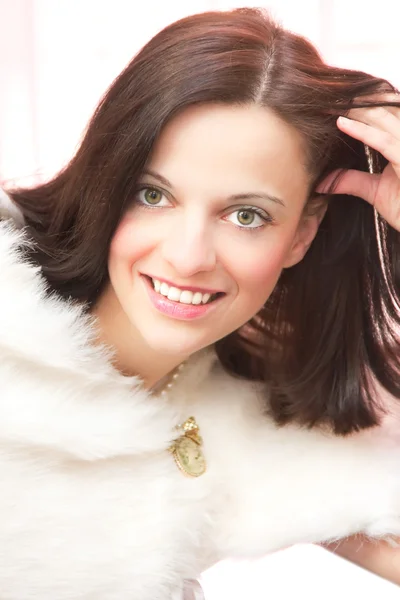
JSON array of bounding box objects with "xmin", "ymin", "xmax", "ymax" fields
[{"xmin": 151, "ymin": 278, "xmax": 213, "ymax": 305}]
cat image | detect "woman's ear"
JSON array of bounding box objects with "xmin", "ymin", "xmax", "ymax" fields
[{"xmin": 283, "ymin": 195, "xmax": 328, "ymax": 268}]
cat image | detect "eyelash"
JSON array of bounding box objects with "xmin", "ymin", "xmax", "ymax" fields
[{"xmin": 133, "ymin": 186, "xmax": 275, "ymax": 231}]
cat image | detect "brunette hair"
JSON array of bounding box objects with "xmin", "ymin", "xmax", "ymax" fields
[{"xmin": 4, "ymin": 8, "xmax": 400, "ymax": 434}]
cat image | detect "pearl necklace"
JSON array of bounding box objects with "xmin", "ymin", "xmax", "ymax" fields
[
  {"xmin": 159, "ymin": 362, "xmax": 186, "ymax": 398},
  {"xmin": 157, "ymin": 362, "xmax": 206, "ymax": 479}
]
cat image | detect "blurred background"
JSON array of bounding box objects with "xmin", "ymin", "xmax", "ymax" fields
[
  {"xmin": 1, "ymin": 1, "xmax": 399, "ymax": 597},
  {"xmin": 1, "ymin": 0, "xmax": 400, "ymax": 185}
]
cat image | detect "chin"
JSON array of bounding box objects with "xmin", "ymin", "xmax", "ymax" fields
[{"xmin": 139, "ymin": 327, "xmax": 214, "ymax": 359}]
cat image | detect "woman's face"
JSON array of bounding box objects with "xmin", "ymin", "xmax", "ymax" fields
[{"xmin": 105, "ymin": 103, "xmax": 320, "ymax": 358}]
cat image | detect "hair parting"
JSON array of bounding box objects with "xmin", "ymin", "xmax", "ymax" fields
[{"xmin": 3, "ymin": 7, "xmax": 400, "ymax": 434}]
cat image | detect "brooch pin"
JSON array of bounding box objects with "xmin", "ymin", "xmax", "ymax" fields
[{"xmin": 169, "ymin": 416, "xmax": 206, "ymax": 478}]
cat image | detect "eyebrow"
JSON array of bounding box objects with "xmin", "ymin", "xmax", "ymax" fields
[{"xmin": 141, "ymin": 169, "xmax": 286, "ymax": 207}]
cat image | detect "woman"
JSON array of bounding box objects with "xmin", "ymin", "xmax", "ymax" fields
[{"xmin": 1, "ymin": 7, "xmax": 400, "ymax": 598}]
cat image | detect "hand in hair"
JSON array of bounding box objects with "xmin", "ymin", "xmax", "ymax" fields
[{"xmin": 317, "ymin": 93, "xmax": 400, "ymax": 231}]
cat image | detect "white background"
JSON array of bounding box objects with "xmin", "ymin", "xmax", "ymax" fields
[{"xmin": 1, "ymin": 0, "xmax": 399, "ymax": 184}]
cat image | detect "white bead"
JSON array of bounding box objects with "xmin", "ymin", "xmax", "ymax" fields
[{"xmin": 158, "ymin": 361, "xmax": 187, "ymax": 396}]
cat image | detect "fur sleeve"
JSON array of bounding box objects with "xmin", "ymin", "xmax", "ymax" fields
[{"xmin": 0, "ymin": 203, "xmax": 180, "ymax": 461}]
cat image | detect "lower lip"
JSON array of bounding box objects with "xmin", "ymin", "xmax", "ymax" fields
[{"xmin": 141, "ymin": 276, "xmax": 223, "ymax": 321}]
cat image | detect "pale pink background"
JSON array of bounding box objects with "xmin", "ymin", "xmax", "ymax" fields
[
  {"xmin": 1, "ymin": 1, "xmax": 399, "ymax": 596},
  {"xmin": 1, "ymin": 0, "xmax": 399, "ymax": 185}
]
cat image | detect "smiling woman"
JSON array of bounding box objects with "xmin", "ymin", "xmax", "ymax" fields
[
  {"xmin": 1, "ymin": 6, "xmax": 400, "ymax": 599},
  {"xmin": 93, "ymin": 103, "xmax": 316, "ymax": 382}
]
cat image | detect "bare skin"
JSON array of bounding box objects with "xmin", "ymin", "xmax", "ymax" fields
[{"xmin": 324, "ymin": 536, "xmax": 400, "ymax": 585}]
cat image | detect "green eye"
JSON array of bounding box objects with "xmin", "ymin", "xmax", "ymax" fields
[
  {"xmin": 225, "ymin": 206, "xmax": 271, "ymax": 230},
  {"xmin": 144, "ymin": 188, "xmax": 163, "ymax": 205},
  {"xmin": 236, "ymin": 210, "xmax": 255, "ymax": 226}
]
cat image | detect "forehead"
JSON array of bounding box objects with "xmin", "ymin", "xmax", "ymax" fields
[{"xmin": 147, "ymin": 103, "xmax": 310, "ymax": 203}]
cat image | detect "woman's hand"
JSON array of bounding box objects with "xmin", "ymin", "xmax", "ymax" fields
[
  {"xmin": 316, "ymin": 94, "xmax": 400, "ymax": 231},
  {"xmin": 323, "ymin": 535, "xmax": 400, "ymax": 586},
  {"xmin": 317, "ymin": 94, "xmax": 400, "ymax": 586}
]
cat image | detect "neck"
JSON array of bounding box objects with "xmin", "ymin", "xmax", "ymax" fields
[{"xmin": 91, "ymin": 287, "xmax": 188, "ymax": 389}]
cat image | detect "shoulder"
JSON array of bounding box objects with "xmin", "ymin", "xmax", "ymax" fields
[
  {"xmin": 0, "ymin": 187, "xmax": 33, "ymax": 291},
  {"xmin": 192, "ymin": 356, "xmax": 267, "ymax": 430},
  {"xmin": 0, "ymin": 195, "xmax": 97, "ymax": 387},
  {"xmin": 0, "ymin": 187, "xmax": 25, "ymax": 227},
  {"xmin": 0, "ymin": 190, "xmax": 50, "ymax": 351}
]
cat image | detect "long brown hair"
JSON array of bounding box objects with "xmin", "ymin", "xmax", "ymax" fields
[{"xmin": 4, "ymin": 8, "xmax": 400, "ymax": 434}]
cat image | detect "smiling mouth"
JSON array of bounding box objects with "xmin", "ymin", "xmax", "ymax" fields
[{"xmin": 143, "ymin": 275, "xmax": 225, "ymax": 306}]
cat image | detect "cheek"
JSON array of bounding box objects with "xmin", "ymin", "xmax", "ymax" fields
[
  {"xmin": 108, "ymin": 216, "xmax": 155, "ymax": 268},
  {"xmin": 238, "ymin": 257, "xmax": 284, "ymax": 301},
  {"xmin": 229, "ymin": 235, "xmax": 294, "ymax": 293}
]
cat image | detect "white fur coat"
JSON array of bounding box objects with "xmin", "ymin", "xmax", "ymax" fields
[{"xmin": 1, "ymin": 189, "xmax": 400, "ymax": 599}]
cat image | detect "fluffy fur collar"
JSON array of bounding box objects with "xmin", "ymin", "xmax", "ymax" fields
[{"xmin": 1, "ymin": 190, "xmax": 400, "ymax": 599}]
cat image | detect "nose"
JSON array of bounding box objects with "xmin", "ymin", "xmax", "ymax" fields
[{"xmin": 162, "ymin": 214, "xmax": 216, "ymax": 277}]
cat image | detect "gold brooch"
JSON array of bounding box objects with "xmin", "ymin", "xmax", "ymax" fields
[{"xmin": 169, "ymin": 416, "xmax": 206, "ymax": 478}]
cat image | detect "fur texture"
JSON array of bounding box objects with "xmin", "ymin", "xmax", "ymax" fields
[{"xmin": 1, "ymin": 191, "xmax": 400, "ymax": 599}]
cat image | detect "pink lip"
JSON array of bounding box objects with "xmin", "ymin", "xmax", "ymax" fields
[
  {"xmin": 144, "ymin": 274, "xmax": 221, "ymax": 295},
  {"xmin": 141, "ymin": 276, "xmax": 223, "ymax": 321}
]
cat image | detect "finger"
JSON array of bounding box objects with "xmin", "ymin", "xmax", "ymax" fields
[
  {"xmin": 351, "ymin": 92, "xmax": 400, "ymax": 118},
  {"xmin": 337, "ymin": 116, "xmax": 400, "ymax": 169},
  {"xmin": 316, "ymin": 168, "xmax": 380, "ymax": 204},
  {"xmin": 346, "ymin": 106, "xmax": 400, "ymax": 140},
  {"xmin": 344, "ymin": 93, "xmax": 400, "ymax": 126},
  {"xmin": 315, "ymin": 169, "xmax": 343, "ymax": 194}
]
